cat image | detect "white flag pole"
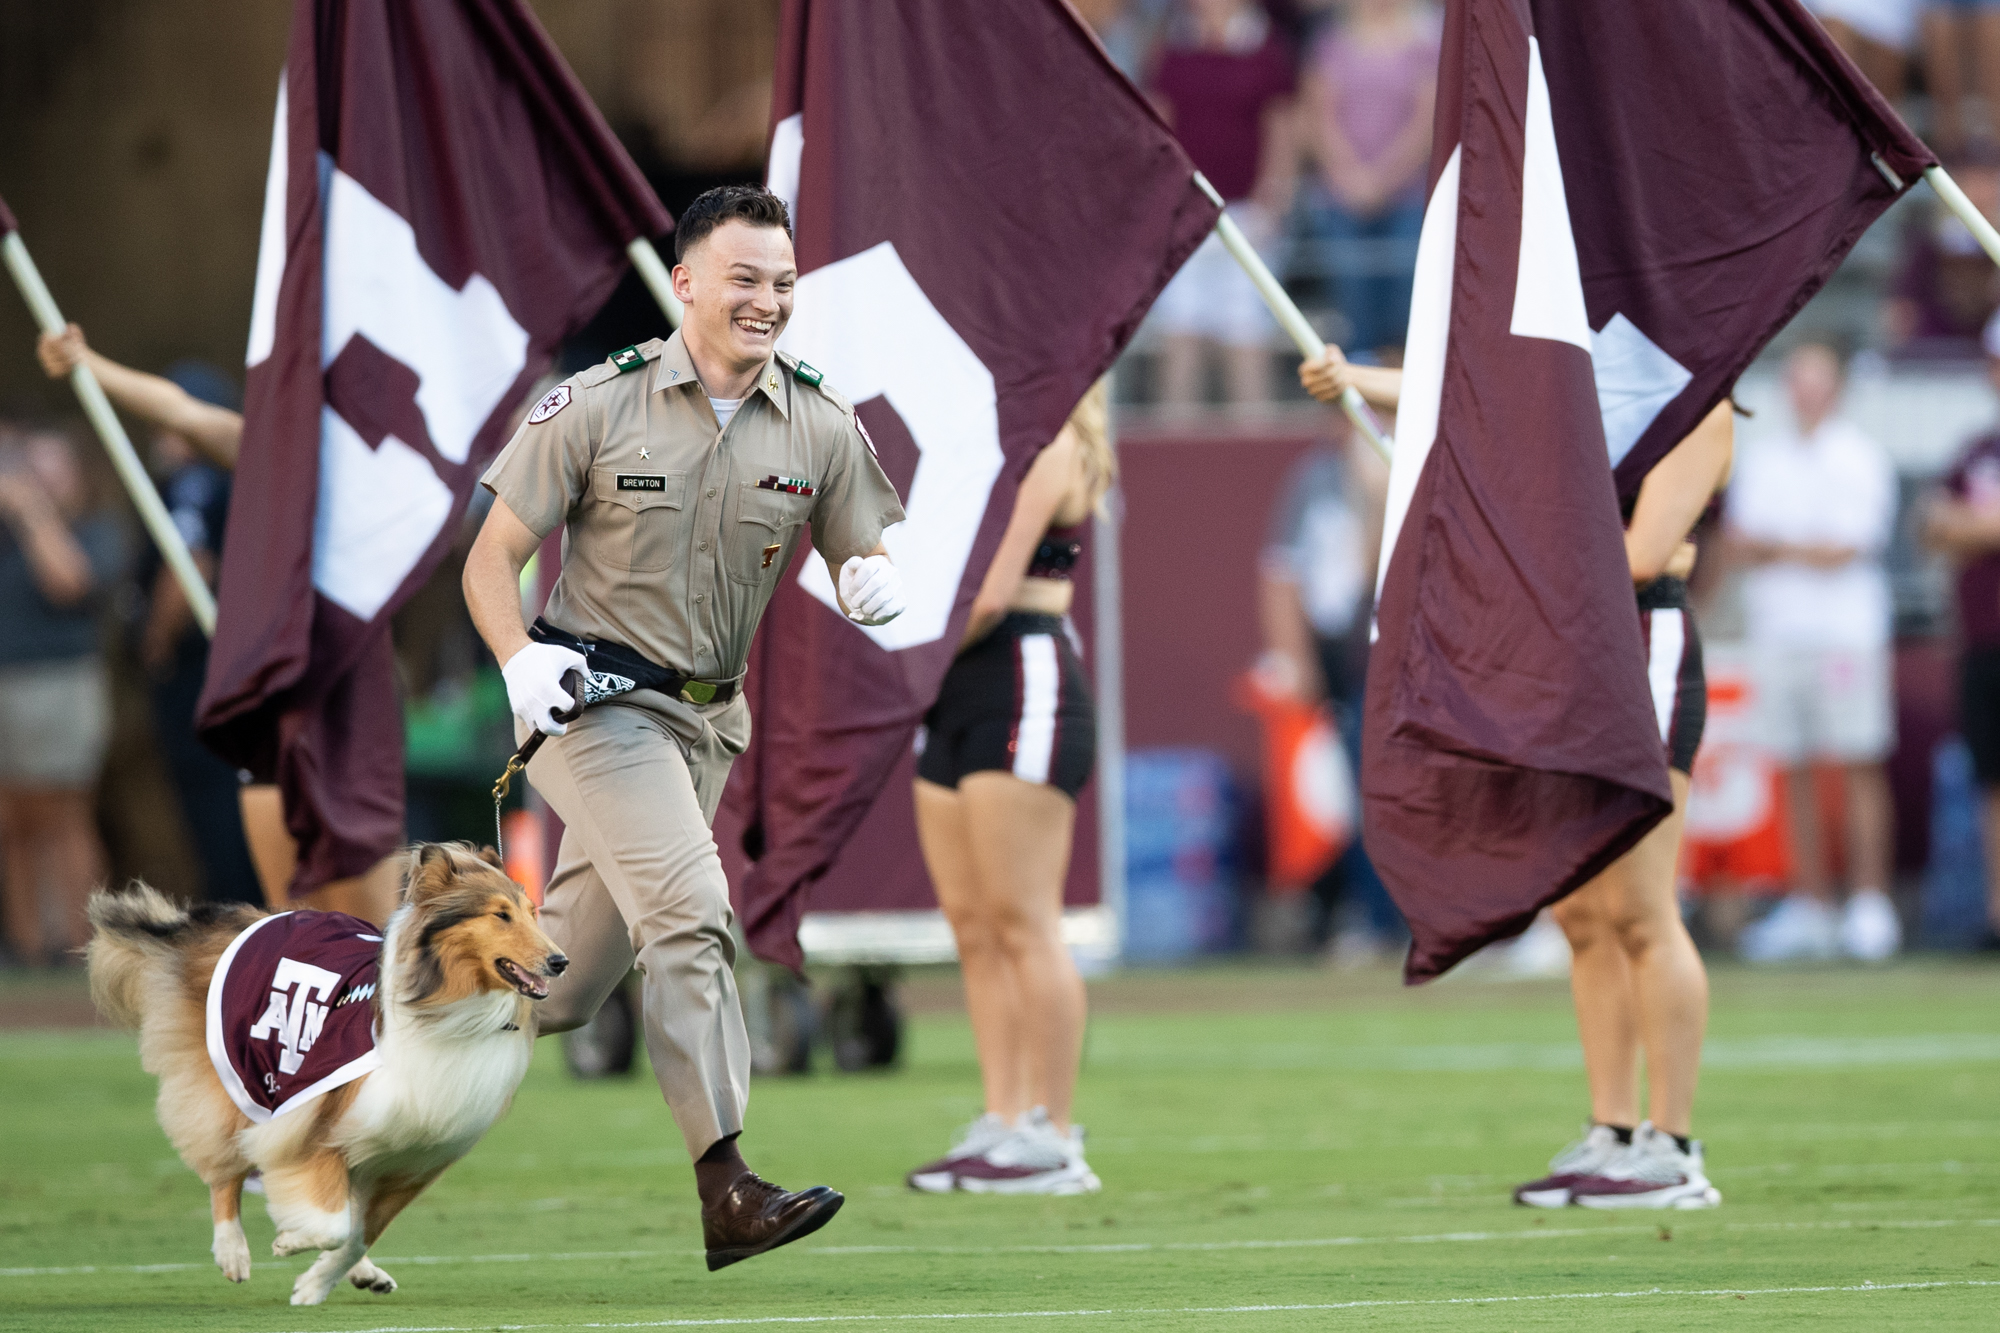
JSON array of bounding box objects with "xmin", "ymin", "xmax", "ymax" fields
[
  {"xmin": 1190, "ymin": 173, "xmax": 1393, "ymax": 462},
  {"xmin": 1923, "ymin": 165, "xmax": 2000, "ymax": 269},
  {"xmin": 1, "ymin": 225, "xmax": 218, "ymax": 636},
  {"xmin": 627, "ymin": 237, "xmax": 684, "ymax": 329},
  {"xmin": 1095, "ymin": 370, "xmax": 1128, "ymax": 967}
]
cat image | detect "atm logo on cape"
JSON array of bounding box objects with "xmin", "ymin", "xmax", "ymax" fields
[
  {"xmin": 527, "ymin": 385, "xmax": 571, "ymax": 424},
  {"xmin": 247, "ymin": 957, "xmax": 343, "ymax": 1077}
]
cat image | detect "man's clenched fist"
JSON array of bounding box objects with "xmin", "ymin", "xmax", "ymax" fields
[{"xmin": 839, "ymin": 554, "xmax": 906, "ymax": 626}]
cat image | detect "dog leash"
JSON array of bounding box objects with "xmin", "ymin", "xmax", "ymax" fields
[{"xmin": 492, "ymin": 670, "xmax": 586, "ymax": 864}]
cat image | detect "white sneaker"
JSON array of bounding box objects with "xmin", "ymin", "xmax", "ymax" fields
[
  {"xmin": 1510, "ymin": 1124, "xmax": 1629, "ymax": 1208},
  {"xmin": 1496, "ymin": 912, "xmax": 1573, "ymax": 979},
  {"xmin": 1325, "ymin": 928, "xmax": 1395, "ymax": 971},
  {"xmin": 1840, "ymin": 888, "xmax": 1902, "ymax": 961},
  {"xmin": 953, "ymin": 1108, "xmax": 1100, "ymax": 1195},
  {"xmin": 1740, "ymin": 894, "xmax": 1840, "ymax": 963},
  {"xmin": 905, "ymin": 1112, "xmax": 1012, "ymax": 1193},
  {"xmin": 1571, "ymin": 1122, "xmax": 1721, "ymax": 1210}
]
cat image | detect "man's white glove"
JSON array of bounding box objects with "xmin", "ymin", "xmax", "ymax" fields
[
  {"xmin": 839, "ymin": 554, "xmax": 907, "ymax": 626},
  {"xmin": 502, "ymin": 641, "xmax": 588, "ymax": 737}
]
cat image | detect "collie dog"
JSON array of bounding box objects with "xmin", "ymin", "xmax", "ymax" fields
[{"xmin": 86, "ymin": 842, "xmax": 566, "ymax": 1305}]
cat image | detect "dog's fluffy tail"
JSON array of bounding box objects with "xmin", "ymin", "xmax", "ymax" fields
[
  {"xmin": 87, "ymin": 885, "xmax": 192, "ymax": 1028},
  {"xmin": 86, "ymin": 886, "xmax": 257, "ymax": 1028}
]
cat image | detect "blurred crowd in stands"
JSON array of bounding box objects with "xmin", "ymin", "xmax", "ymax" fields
[
  {"xmin": 6, "ymin": 0, "xmax": 2000, "ymax": 972},
  {"xmin": 0, "ymin": 343, "xmax": 506, "ymax": 967}
]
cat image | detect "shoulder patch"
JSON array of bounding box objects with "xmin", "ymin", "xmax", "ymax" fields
[
  {"xmin": 610, "ymin": 344, "xmax": 649, "ymax": 375},
  {"xmin": 854, "ymin": 414, "xmax": 878, "ymax": 457},
  {"xmin": 775, "ymin": 350, "xmax": 849, "ymax": 410},
  {"xmin": 526, "ymin": 384, "xmax": 571, "ymax": 425}
]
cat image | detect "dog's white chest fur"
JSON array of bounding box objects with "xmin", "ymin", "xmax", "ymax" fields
[{"xmin": 340, "ymin": 991, "xmax": 532, "ymax": 1172}]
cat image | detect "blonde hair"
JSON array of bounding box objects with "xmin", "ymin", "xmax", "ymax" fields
[{"xmin": 1066, "ymin": 379, "xmax": 1116, "ymax": 517}]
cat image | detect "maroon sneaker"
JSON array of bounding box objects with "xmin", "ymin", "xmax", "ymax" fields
[
  {"xmin": 906, "ymin": 1113, "xmax": 1011, "ymax": 1193},
  {"xmin": 1570, "ymin": 1123, "xmax": 1721, "ymax": 1210},
  {"xmin": 953, "ymin": 1109, "xmax": 1100, "ymax": 1196},
  {"xmin": 1512, "ymin": 1124, "xmax": 1628, "ymax": 1208}
]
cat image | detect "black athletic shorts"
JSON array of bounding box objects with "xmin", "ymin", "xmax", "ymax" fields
[
  {"xmin": 1638, "ymin": 578, "xmax": 1705, "ymax": 776},
  {"xmin": 1960, "ymin": 645, "xmax": 2000, "ymax": 786},
  {"xmin": 917, "ymin": 612, "xmax": 1096, "ymax": 798}
]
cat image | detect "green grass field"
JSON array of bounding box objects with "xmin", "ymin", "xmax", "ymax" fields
[{"xmin": 2, "ymin": 960, "xmax": 1997, "ymax": 1331}]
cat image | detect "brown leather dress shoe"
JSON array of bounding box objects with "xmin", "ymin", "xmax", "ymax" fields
[{"xmin": 701, "ymin": 1171, "xmax": 844, "ymax": 1271}]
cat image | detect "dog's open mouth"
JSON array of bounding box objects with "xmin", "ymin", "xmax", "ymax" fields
[{"xmin": 495, "ymin": 958, "xmax": 551, "ymax": 1000}]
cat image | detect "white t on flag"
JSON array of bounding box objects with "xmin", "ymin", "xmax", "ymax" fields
[{"xmin": 200, "ymin": 0, "xmax": 672, "ymax": 895}]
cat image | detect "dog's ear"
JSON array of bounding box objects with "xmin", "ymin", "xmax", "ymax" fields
[
  {"xmin": 402, "ymin": 844, "xmax": 457, "ymax": 905},
  {"xmin": 473, "ymin": 845, "xmax": 505, "ymax": 870}
]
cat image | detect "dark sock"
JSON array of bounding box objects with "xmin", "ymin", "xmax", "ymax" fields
[
  {"xmin": 693, "ymin": 1134, "xmax": 749, "ymax": 1206},
  {"xmin": 1600, "ymin": 1123, "xmax": 1635, "ymax": 1145},
  {"xmin": 1671, "ymin": 1133, "xmax": 1693, "ymax": 1155}
]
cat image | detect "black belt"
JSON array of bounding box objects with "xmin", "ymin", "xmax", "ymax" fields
[
  {"xmin": 491, "ymin": 621, "xmax": 738, "ymax": 857},
  {"xmin": 527, "ymin": 619, "xmax": 739, "ymax": 707},
  {"xmin": 1635, "ymin": 576, "xmax": 1689, "ymax": 612}
]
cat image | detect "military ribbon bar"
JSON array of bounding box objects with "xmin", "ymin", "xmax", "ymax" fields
[{"xmin": 756, "ymin": 474, "xmax": 816, "ymax": 495}]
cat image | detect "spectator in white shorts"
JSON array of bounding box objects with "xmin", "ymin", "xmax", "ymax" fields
[
  {"xmin": 0, "ymin": 423, "xmax": 125, "ymax": 966},
  {"xmin": 1726, "ymin": 343, "xmax": 1902, "ymax": 963},
  {"xmin": 1148, "ymin": 0, "xmax": 1297, "ymax": 407}
]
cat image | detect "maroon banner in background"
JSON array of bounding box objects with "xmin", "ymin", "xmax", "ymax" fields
[
  {"xmin": 1366, "ymin": 0, "xmax": 1934, "ymax": 982},
  {"xmin": 1548, "ymin": 0, "xmax": 1935, "ymax": 496},
  {"xmin": 197, "ymin": 0, "xmax": 670, "ymax": 893},
  {"xmin": 721, "ymin": 0, "xmax": 1218, "ymax": 969}
]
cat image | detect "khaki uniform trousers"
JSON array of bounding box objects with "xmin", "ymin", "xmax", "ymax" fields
[{"xmin": 525, "ymin": 687, "xmax": 750, "ymax": 1159}]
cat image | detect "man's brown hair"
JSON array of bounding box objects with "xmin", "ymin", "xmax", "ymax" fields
[{"xmin": 673, "ymin": 186, "xmax": 793, "ymax": 262}]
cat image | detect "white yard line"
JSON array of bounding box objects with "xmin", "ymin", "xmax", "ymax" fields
[
  {"xmin": 1079, "ymin": 1032, "xmax": 2000, "ymax": 1073},
  {"xmin": 1090, "ymin": 1120, "xmax": 2000, "ymax": 1157},
  {"xmin": 267, "ymin": 1279, "xmax": 2000, "ymax": 1332},
  {"xmin": 5, "ymin": 1217, "xmax": 1993, "ymax": 1279}
]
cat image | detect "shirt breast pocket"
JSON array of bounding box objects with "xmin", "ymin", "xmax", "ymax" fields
[
  {"xmin": 588, "ymin": 467, "xmax": 686, "ymax": 573},
  {"xmin": 729, "ymin": 484, "xmax": 812, "ymax": 586}
]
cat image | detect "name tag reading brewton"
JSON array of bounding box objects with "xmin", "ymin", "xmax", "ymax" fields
[{"xmin": 617, "ymin": 474, "xmax": 667, "ymax": 492}]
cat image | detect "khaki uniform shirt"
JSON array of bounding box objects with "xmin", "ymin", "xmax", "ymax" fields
[{"xmin": 481, "ymin": 332, "xmax": 906, "ymax": 682}]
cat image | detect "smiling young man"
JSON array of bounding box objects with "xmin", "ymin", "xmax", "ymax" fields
[{"xmin": 463, "ymin": 186, "xmax": 907, "ymax": 1269}]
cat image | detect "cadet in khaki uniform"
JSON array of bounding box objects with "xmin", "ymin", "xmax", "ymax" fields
[{"xmin": 464, "ymin": 187, "xmax": 906, "ymax": 1270}]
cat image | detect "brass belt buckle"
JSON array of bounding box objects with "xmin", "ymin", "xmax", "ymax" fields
[{"xmin": 680, "ymin": 679, "xmax": 717, "ymax": 706}]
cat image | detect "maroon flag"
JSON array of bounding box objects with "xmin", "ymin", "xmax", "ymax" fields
[
  {"xmin": 197, "ymin": 0, "xmax": 670, "ymax": 892},
  {"xmin": 1368, "ymin": 0, "xmax": 1934, "ymax": 980},
  {"xmin": 719, "ymin": 0, "xmax": 1218, "ymax": 967}
]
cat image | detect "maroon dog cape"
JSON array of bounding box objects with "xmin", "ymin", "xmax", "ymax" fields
[{"xmin": 206, "ymin": 911, "xmax": 383, "ymax": 1122}]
